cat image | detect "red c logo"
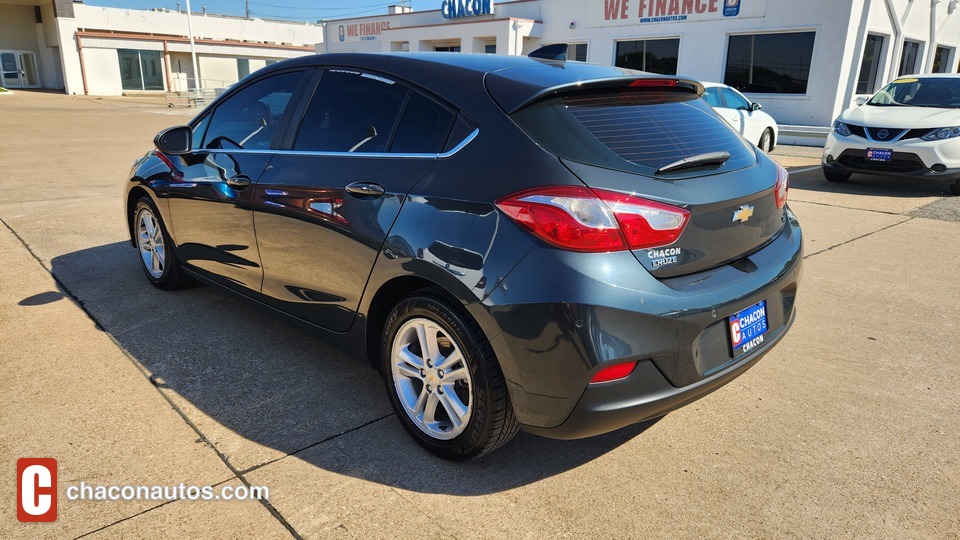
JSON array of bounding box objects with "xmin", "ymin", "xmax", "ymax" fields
[{"xmin": 17, "ymin": 458, "xmax": 57, "ymax": 522}]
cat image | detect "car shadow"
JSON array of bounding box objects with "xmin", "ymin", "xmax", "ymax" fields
[
  {"xmin": 785, "ymin": 165, "xmax": 953, "ymax": 198},
  {"xmin": 48, "ymin": 241, "xmax": 658, "ymax": 495}
]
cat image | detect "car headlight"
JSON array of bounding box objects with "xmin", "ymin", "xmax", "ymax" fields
[
  {"xmin": 921, "ymin": 127, "xmax": 960, "ymax": 141},
  {"xmin": 833, "ymin": 121, "xmax": 852, "ymax": 137}
]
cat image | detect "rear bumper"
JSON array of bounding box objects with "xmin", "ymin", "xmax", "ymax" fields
[
  {"xmin": 478, "ymin": 209, "xmax": 803, "ymax": 436},
  {"xmin": 521, "ymin": 306, "xmax": 795, "ymax": 439}
]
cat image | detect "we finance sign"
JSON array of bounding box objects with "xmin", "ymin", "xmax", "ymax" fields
[{"xmin": 591, "ymin": 0, "xmax": 765, "ymax": 26}]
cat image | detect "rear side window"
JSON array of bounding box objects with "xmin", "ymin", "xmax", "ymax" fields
[
  {"xmin": 294, "ymin": 70, "xmax": 408, "ymax": 153},
  {"xmin": 390, "ymin": 93, "xmax": 455, "ymax": 154},
  {"xmin": 702, "ymin": 87, "xmax": 722, "ymax": 108},
  {"xmin": 512, "ymin": 89, "xmax": 756, "ymax": 176}
]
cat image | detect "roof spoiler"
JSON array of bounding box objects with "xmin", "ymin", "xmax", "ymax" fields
[
  {"xmin": 528, "ymin": 44, "xmax": 568, "ymax": 61},
  {"xmin": 502, "ymin": 77, "xmax": 705, "ymax": 114}
]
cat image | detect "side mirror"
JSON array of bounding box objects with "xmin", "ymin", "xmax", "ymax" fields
[
  {"xmin": 855, "ymin": 96, "xmax": 868, "ymax": 106},
  {"xmin": 154, "ymin": 125, "xmax": 192, "ymax": 155},
  {"xmin": 750, "ymin": 102, "xmax": 762, "ymax": 111}
]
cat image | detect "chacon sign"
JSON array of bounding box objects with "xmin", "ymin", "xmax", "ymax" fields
[{"xmin": 441, "ymin": 0, "xmax": 495, "ymax": 19}]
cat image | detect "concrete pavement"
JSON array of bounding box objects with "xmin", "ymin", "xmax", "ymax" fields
[{"xmin": 1, "ymin": 90, "xmax": 958, "ymax": 538}]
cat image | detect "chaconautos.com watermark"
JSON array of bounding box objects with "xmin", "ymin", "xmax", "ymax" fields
[
  {"xmin": 17, "ymin": 458, "xmax": 268, "ymax": 523},
  {"xmin": 66, "ymin": 482, "xmax": 269, "ymax": 502}
]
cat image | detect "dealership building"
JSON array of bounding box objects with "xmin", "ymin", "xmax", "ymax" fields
[{"xmin": 2, "ymin": 0, "xmax": 960, "ymax": 133}]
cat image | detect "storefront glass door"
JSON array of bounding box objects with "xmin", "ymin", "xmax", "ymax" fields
[{"xmin": 0, "ymin": 51, "xmax": 40, "ymax": 88}]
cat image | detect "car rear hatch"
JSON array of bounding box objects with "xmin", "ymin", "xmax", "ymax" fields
[{"xmin": 489, "ymin": 66, "xmax": 787, "ymax": 279}]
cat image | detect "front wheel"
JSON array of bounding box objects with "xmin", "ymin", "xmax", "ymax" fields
[
  {"xmin": 381, "ymin": 289, "xmax": 518, "ymax": 460},
  {"xmin": 758, "ymin": 128, "xmax": 774, "ymax": 153},
  {"xmin": 823, "ymin": 168, "xmax": 851, "ymax": 183},
  {"xmin": 133, "ymin": 197, "xmax": 190, "ymax": 290}
]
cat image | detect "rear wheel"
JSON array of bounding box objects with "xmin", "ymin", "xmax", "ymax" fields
[
  {"xmin": 950, "ymin": 179, "xmax": 960, "ymax": 196},
  {"xmin": 823, "ymin": 168, "xmax": 851, "ymax": 183},
  {"xmin": 381, "ymin": 288, "xmax": 518, "ymax": 460},
  {"xmin": 133, "ymin": 197, "xmax": 190, "ymax": 290},
  {"xmin": 758, "ymin": 128, "xmax": 774, "ymax": 153}
]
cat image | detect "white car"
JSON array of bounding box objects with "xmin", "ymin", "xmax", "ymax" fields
[
  {"xmin": 823, "ymin": 74, "xmax": 960, "ymax": 195},
  {"xmin": 702, "ymin": 82, "xmax": 779, "ymax": 152}
]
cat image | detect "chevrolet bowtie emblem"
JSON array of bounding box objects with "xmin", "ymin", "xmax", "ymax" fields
[{"xmin": 732, "ymin": 205, "xmax": 755, "ymax": 223}]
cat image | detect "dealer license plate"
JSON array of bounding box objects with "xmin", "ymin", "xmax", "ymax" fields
[
  {"xmin": 729, "ymin": 301, "xmax": 769, "ymax": 357},
  {"xmin": 866, "ymin": 148, "xmax": 893, "ymax": 162}
]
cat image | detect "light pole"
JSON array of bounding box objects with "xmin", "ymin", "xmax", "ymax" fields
[{"xmin": 184, "ymin": 0, "xmax": 200, "ymax": 91}]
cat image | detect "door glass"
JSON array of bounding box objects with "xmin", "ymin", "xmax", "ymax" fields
[
  {"xmin": 702, "ymin": 87, "xmax": 723, "ymax": 108},
  {"xmin": 19, "ymin": 53, "xmax": 38, "ymax": 86},
  {"xmin": 1, "ymin": 52, "xmax": 21, "ymax": 88},
  {"xmin": 140, "ymin": 51, "xmax": 163, "ymax": 90},
  {"xmin": 203, "ymin": 71, "xmax": 305, "ymax": 150},
  {"xmin": 389, "ymin": 92, "xmax": 455, "ymax": 154},
  {"xmin": 720, "ymin": 88, "xmax": 751, "ymax": 110},
  {"xmin": 118, "ymin": 49, "xmax": 143, "ymax": 91},
  {"xmin": 293, "ymin": 70, "xmax": 409, "ymax": 153}
]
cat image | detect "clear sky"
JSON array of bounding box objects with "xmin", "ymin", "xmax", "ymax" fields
[{"xmin": 83, "ymin": 0, "xmax": 446, "ymax": 22}]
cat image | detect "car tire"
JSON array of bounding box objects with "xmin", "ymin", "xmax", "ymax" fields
[
  {"xmin": 133, "ymin": 197, "xmax": 190, "ymax": 290},
  {"xmin": 823, "ymin": 168, "xmax": 851, "ymax": 183},
  {"xmin": 950, "ymin": 180, "xmax": 960, "ymax": 196},
  {"xmin": 381, "ymin": 288, "xmax": 518, "ymax": 460},
  {"xmin": 759, "ymin": 128, "xmax": 774, "ymax": 153}
]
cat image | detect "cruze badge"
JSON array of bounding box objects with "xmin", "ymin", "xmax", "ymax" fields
[{"xmin": 732, "ymin": 205, "xmax": 755, "ymax": 223}]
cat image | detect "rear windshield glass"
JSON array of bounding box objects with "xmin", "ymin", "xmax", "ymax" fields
[
  {"xmin": 867, "ymin": 77, "xmax": 960, "ymax": 108},
  {"xmin": 512, "ymin": 89, "xmax": 756, "ymax": 176}
]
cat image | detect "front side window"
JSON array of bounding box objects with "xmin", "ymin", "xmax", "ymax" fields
[
  {"xmin": 720, "ymin": 88, "xmax": 751, "ymax": 110},
  {"xmin": 857, "ymin": 34, "xmax": 886, "ymax": 94},
  {"xmin": 202, "ymin": 71, "xmax": 304, "ymax": 150},
  {"xmin": 615, "ymin": 39, "xmax": 680, "ymax": 75},
  {"xmin": 724, "ymin": 32, "xmax": 816, "ymax": 94}
]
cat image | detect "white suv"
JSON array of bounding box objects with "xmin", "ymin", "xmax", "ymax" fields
[{"xmin": 823, "ymin": 74, "xmax": 960, "ymax": 195}]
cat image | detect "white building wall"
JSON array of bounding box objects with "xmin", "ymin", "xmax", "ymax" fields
[
  {"xmin": 82, "ymin": 47, "xmax": 123, "ymax": 95},
  {"xmin": 73, "ymin": 4, "xmax": 325, "ymax": 47}
]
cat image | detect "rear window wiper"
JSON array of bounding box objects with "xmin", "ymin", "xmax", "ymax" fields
[{"xmin": 656, "ymin": 151, "xmax": 731, "ymax": 175}]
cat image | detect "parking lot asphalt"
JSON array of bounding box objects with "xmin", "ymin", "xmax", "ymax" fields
[{"xmin": 1, "ymin": 90, "xmax": 958, "ymax": 539}]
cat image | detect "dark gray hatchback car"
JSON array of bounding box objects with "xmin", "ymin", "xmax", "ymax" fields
[{"xmin": 127, "ymin": 51, "xmax": 802, "ymax": 460}]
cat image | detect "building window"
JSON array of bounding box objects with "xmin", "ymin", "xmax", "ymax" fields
[
  {"xmin": 933, "ymin": 46, "xmax": 953, "ymax": 73},
  {"xmin": 724, "ymin": 32, "xmax": 816, "ymax": 94},
  {"xmin": 569, "ymin": 43, "xmax": 587, "ymax": 62},
  {"xmin": 237, "ymin": 59, "xmax": 250, "ymax": 80},
  {"xmin": 615, "ymin": 39, "xmax": 679, "ymax": 75},
  {"xmin": 434, "ymin": 46, "xmax": 461, "ymax": 52},
  {"xmin": 857, "ymin": 34, "xmax": 886, "ymax": 94},
  {"xmin": 118, "ymin": 49, "xmax": 164, "ymax": 91},
  {"xmin": 485, "ymin": 44, "xmax": 496, "ymax": 54},
  {"xmin": 898, "ymin": 40, "xmax": 923, "ymax": 76}
]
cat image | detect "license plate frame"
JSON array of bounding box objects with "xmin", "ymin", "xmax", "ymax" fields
[
  {"xmin": 866, "ymin": 148, "xmax": 893, "ymax": 162},
  {"xmin": 728, "ymin": 301, "xmax": 769, "ymax": 357}
]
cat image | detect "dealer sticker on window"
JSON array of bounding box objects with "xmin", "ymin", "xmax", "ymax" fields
[{"xmin": 729, "ymin": 301, "xmax": 769, "ymax": 357}]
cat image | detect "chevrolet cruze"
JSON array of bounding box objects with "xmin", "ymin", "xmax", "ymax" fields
[
  {"xmin": 125, "ymin": 52, "xmax": 802, "ymax": 460},
  {"xmin": 825, "ymin": 74, "xmax": 960, "ymax": 195}
]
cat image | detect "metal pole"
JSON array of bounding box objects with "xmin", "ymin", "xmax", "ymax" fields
[
  {"xmin": 246, "ymin": 0, "xmax": 250, "ymax": 19},
  {"xmin": 185, "ymin": 0, "xmax": 201, "ymax": 90}
]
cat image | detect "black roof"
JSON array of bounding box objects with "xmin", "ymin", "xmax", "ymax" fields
[{"xmin": 264, "ymin": 52, "xmax": 702, "ymax": 113}]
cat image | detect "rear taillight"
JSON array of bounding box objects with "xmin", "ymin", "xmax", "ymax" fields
[
  {"xmin": 495, "ymin": 186, "xmax": 689, "ymax": 253},
  {"xmin": 774, "ymin": 163, "xmax": 789, "ymax": 209}
]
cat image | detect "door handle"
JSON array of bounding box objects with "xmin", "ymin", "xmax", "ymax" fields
[
  {"xmin": 345, "ymin": 182, "xmax": 385, "ymax": 198},
  {"xmin": 226, "ymin": 175, "xmax": 251, "ymax": 188}
]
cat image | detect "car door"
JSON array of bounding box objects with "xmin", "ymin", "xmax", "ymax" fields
[
  {"xmin": 163, "ymin": 70, "xmax": 311, "ymax": 292},
  {"xmin": 253, "ymin": 68, "xmax": 457, "ymax": 331}
]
